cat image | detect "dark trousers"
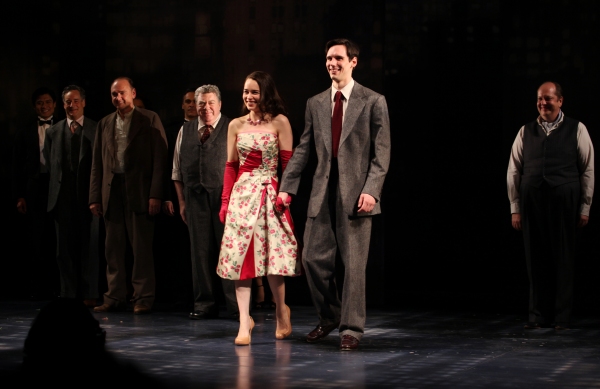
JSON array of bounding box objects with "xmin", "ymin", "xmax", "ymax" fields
[
  {"xmin": 54, "ymin": 172, "xmax": 98, "ymax": 299},
  {"xmin": 521, "ymin": 180, "xmax": 580, "ymax": 326},
  {"xmin": 185, "ymin": 187, "xmax": 237, "ymax": 314},
  {"xmin": 24, "ymin": 173, "xmax": 58, "ymax": 297},
  {"xmin": 103, "ymin": 174, "xmax": 156, "ymax": 308},
  {"xmin": 302, "ymin": 160, "xmax": 372, "ymax": 340}
]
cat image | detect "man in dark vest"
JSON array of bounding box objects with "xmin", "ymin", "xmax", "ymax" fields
[
  {"xmin": 507, "ymin": 81, "xmax": 594, "ymax": 330},
  {"xmin": 44, "ymin": 85, "xmax": 99, "ymax": 307},
  {"xmin": 171, "ymin": 84, "xmax": 238, "ymax": 319}
]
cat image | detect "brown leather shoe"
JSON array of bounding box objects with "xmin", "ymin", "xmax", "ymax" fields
[
  {"xmin": 83, "ymin": 299, "xmax": 97, "ymax": 308},
  {"xmin": 340, "ymin": 334, "xmax": 359, "ymax": 350},
  {"xmin": 306, "ymin": 322, "xmax": 339, "ymax": 343},
  {"xmin": 133, "ymin": 304, "xmax": 152, "ymax": 315},
  {"xmin": 93, "ymin": 303, "xmax": 115, "ymax": 313}
]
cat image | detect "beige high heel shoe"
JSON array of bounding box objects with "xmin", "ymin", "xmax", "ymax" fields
[
  {"xmin": 275, "ymin": 304, "xmax": 292, "ymax": 340},
  {"xmin": 235, "ymin": 317, "xmax": 255, "ymax": 346}
]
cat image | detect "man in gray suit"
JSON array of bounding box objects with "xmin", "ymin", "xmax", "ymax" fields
[
  {"xmin": 172, "ymin": 85, "xmax": 238, "ymax": 320},
  {"xmin": 45, "ymin": 85, "xmax": 99, "ymax": 307},
  {"xmin": 278, "ymin": 38, "xmax": 391, "ymax": 350},
  {"xmin": 90, "ymin": 77, "xmax": 168, "ymax": 315}
]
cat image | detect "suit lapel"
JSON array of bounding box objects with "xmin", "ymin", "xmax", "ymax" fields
[
  {"xmin": 54, "ymin": 120, "xmax": 66, "ymax": 171},
  {"xmin": 317, "ymin": 89, "xmax": 333, "ymax": 155},
  {"xmin": 127, "ymin": 109, "xmax": 141, "ymax": 148},
  {"xmin": 340, "ymin": 83, "xmax": 365, "ymax": 149},
  {"xmin": 79, "ymin": 118, "xmax": 93, "ymax": 163},
  {"xmin": 105, "ymin": 113, "xmax": 117, "ymax": 164}
]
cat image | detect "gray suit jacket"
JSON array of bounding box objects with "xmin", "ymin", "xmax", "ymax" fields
[
  {"xmin": 89, "ymin": 107, "xmax": 168, "ymax": 214},
  {"xmin": 45, "ymin": 117, "xmax": 97, "ymax": 213},
  {"xmin": 280, "ymin": 81, "xmax": 391, "ymax": 217}
]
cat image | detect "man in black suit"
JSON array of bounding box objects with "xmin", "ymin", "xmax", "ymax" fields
[
  {"xmin": 11, "ymin": 87, "xmax": 59, "ymax": 299},
  {"xmin": 171, "ymin": 85, "xmax": 238, "ymax": 319},
  {"xmin": 45, "ymin": 85, "xmax": 99, "ymax": 307},
  {"xmin": 160, "ymin": 88, "xmax": 197, "ymax": 305}
]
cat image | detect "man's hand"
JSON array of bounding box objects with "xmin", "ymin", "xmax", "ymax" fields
[
  {"xmin": 16, "ymin": 198, "xmax": 27, "ymax": 214},
  {"xmin": 90, "ymin": 203, "xmax": 103, "ymax": 217},
  {"xmin": 149, "ymin": 198, "xmax": 162, "ymax": 216},
  {"xmin": 357, "ymin": 193, "xmax": 375, "ymax": 213},
  {"xmin": 179, "ymin": 202, "xmax": 187, "ymax": 225},
  {"xmin": 511, "ymin": 213, "xmax": 522, "ymax": 231},
  {"xmin": 163, "ymin": 201, "xmax": 174, "ymax": 216},
  {"xmin": 578, "ymin": 214, "xmax": 589, "ymax": 228}
]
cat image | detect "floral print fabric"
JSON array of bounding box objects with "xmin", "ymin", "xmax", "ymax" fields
[{"xmin": 217, "ymin": 131, "xmax": 300, "ymax": 280}]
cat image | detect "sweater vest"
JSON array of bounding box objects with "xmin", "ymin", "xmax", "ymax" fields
[
  {"xmin": 180, "ymin": 120, "xmax": 204, "ymax": 193},
  {"xmin": 521, "ymin": 116, "xmax": 580, "ymax": 188}
]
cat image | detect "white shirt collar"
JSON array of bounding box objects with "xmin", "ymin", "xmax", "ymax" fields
[
  {"xmin": 198, "ymin": 113, "xmax": 222, "ymax": 130},
  {"xmin": 67, "ymin": 116, "xmax": 85, "ymax": 128},
  {"xmin": 331, "ymin": 79, "xmax": 355, "ymax": 102}
]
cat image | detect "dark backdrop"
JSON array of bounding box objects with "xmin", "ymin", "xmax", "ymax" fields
[{"xmin": 1, "ymin": 0, "xmax": 598, "ymax": 315}]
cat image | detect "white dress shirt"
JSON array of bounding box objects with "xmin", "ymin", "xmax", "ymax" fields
[
  {"xmin": 114, "ymin": 108, "xmax": 135, "ymax": 174},
  {"xmin": 38, "ymin": 116, "xmax": 53, "ymax": 172},
  {"xmin": 330, "ymin": 79, "xmax": 355, "ymax": 122}
]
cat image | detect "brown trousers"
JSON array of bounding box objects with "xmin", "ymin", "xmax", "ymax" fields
[{"xmin": 102, "ymin": 174, "xmax": 156, "ymax": 308}]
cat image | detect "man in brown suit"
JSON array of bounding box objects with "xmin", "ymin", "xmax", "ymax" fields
[{"xmin": 89, "ymin": 77, "xmax": 168, "ymax": 315}]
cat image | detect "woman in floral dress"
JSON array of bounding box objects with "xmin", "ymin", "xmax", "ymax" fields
[{"xmin": 217, "ymin": 71, "xmax": 300, "ymax": 345}]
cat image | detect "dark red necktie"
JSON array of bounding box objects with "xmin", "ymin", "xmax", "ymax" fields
[
  {"xmin": 331, "ymin": 91, "xmax": 343, "ymax": 158},
  {"xmin": 199, "ymin": 125, "xmax": 212, "ymax": 144}
]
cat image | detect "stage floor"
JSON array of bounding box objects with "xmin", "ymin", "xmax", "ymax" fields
[{"xmin": 1, "ymin": 300, "xmax": 599, "ymax": 388}]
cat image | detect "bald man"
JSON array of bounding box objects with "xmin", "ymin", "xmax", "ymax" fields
[{"xmin": 507, "ymin": 81, "xmax": 594, "ymax": 330}]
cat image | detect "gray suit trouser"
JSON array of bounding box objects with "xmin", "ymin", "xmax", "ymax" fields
[
  {"xmin": 303, "ymin": 164, "xmax": 372, "ymax": 340},
  {"xmin": 185, "ymin": 187, "xmax": 237, "ymax": 315},
  {"xmin": 103, "ymin": 174, "xmax": 156, "ymax": 308}
]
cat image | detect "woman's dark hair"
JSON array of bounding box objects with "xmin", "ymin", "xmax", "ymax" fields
[{"xmin": 241, "ymin": 71, "xmax": 287, "ymax": 118}]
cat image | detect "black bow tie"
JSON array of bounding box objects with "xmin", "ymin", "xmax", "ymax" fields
[{"xmin": 38, "ymin": 119, "xmax": 52, "ymax": 126}]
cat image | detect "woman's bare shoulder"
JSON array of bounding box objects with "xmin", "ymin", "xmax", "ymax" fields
[
  {"xmin": 228, "ymin": 116, "xmax": 247, "ymax": 131},
  {"xmin": 271, "ymin": 114, "xmax": 290, "ymax": 126}
]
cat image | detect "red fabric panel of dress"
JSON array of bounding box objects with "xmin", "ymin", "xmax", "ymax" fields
[
  {"xmin": 238, "ymin": 149, "xmax": 262, "ymax": 279},
  {"xmin": 239, "ymin": 150, "xmax": 263, "ymax": 174}
]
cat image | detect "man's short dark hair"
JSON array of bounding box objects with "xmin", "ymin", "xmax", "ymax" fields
[
  {"xmin": 61, "ymin": 85, "xmax": 86, "ymax": 102},
  {"xmin": 325, "ymin": 38, "xmax": 360, "ymax": 60},
  {"xmin": 113, "ymin": 76, "xmax": 135, "ymax": 89},
  {"xmin": 31, "ymin": 87, "xmax": 57, "ymax": 105},
  {"xmin": 183, "ymin": 87, "xmax": 197, "ymax": 101},
  {"xmin": 542, "ymin": 81, "xmax": 563, "ymax": 99}
]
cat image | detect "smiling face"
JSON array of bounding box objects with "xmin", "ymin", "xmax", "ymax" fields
[
  {"xmin": 63, "ymin": 90, "xmax": 85, "ymax": 120},
  {"xmin": 110, "ymin": 79, "xmax": 136, "ymax": 114},
  {"xmin": 182, "ymin": 92, "xmax": 197, "ymax": 120},
  {"xmin": 537, "ymin": 82, "xmax": 563, "ymax": 122},
  {"xmin": 34, "ymin": 93, "xmax": 56, "ymax": 119},
  {"xmin": 243, "ymin": 78, "xmax": 261, "ymax": 114},
  {"xmin": 196, "ymin": 92, "xmax": 221, "ymax": 126},
  {"xmin": 326, "ymin": 44, "xmax": 357, "ymax": 89}
]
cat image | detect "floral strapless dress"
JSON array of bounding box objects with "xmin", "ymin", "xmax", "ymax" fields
[{"xmin": 217, "ymin": 131, "xmax": 300, "ymax": 280}]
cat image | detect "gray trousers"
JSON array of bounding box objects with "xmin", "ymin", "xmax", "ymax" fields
[
  {"xmin": 185, "ymin": 187, "xmax": 237, "ymax": 315},
  {"xmin": 303, "ymin": 177, "xmax": 372, "ymax": 340},
  {"xmin": 103, "ymin": 174, "xmax": 156, "ymax": 308}
]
